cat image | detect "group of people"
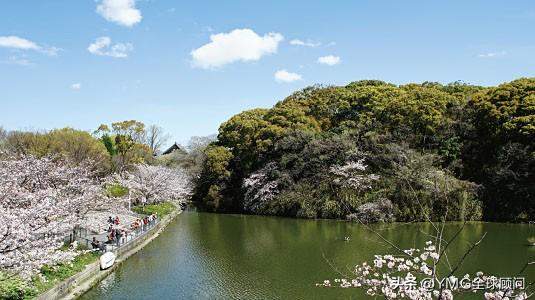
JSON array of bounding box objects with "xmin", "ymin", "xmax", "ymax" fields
[
  {"xmin": 108, "ymin": 215, "xmax": 121, "ymax": 226},
  {"xmin": 91, "ymin": 237, "xmax": 106, "ymax": 251},
  {"xmin": 130, "ymin": 214, "xmax": 158, "ymax": 231},
  {"xmin": 91, "ymin": 213, "xmax": 158, "ymax": 251},
  {"xmin": 107, "ymin": 225, "xmax": 127, "ymax": 247}
]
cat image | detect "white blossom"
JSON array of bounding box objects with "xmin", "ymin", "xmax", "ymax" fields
[
  {"xmin": 0, "ymin": 155, "xmax": 107, "ymax": 278},
  {"xmin": 318, "ymin": 241, "xmax": 526, "ymax": 299},
  {"xmin": 330, "ymin": 159, "xmax": 379, "ymax": 191},
  {"xmin": 243, "ymin": 162, "xmax": 280, "ymax": 213},
  {"xmin": 114, "ymin": 164, "xmax": 191, "ymax": 205}
]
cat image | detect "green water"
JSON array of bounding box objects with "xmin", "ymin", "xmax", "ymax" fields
[{"xmin": 81, "ymin": 211, "xmax": 535, "ymax": 299}]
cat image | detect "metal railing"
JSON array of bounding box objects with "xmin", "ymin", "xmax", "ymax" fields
[{"xmin": 70, "ymin": 218, "xmax": 160, "ymax": 252}]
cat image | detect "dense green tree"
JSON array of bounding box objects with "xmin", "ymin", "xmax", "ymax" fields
[
  {"xmin": 94, "ymin": 120, "xmax": 154, "ymax": 172},
  {"xmin": 194, "ymin": 78, "xmax": 534, "ymax": 222},
  {"xmin": 193, "ymin": 145, "xmax": 234, "ymax": 211},
  {"xmin": 462, "ymin": 78, "xmax": 535, "ymax": 220},
  {"xmin": 2, "ymin": 128, "xmax": 110, "ymax": 172}
]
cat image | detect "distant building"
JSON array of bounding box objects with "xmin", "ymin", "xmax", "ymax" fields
[{"xmin": 161, "ymin": 142, "xmax": 181, "ymax": 155}]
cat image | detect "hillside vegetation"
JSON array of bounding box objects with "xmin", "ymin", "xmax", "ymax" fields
[{"xmin": 193, "ymin": 78, "xmax": 535, "ymax": 222}]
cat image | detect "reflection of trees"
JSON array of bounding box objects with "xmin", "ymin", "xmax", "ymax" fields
[
  {"xmin": 83, "ymin": 213, "xmax": 535, "ymax": 299},
  {"xmin": 190, "ymin": 214, "xmax": 534, "ymax": 298}
]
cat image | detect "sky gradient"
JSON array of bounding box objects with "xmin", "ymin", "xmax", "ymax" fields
[{"xmin": 1, "ymin": 0, "xmax": 534, "ymax": 145}]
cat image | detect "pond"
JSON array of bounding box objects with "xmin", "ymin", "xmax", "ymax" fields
[{"xmin": 81, "ymin": 211, "xmax": 535, "ymax": 299}]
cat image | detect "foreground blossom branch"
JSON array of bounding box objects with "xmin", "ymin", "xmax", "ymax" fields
[
  {"xmin": 319, "ymin": 162, "xmax": 533, "ymax": 299},
  {"xmin": 318, "ymin": 240, "xmax": 529, "ymax": 299}
]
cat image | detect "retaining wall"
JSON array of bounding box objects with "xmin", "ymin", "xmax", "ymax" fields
[{"xmin": 36, "ymin": 209, "xmax": 181, "ymax": 300}]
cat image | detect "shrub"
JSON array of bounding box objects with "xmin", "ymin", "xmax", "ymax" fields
[
  {"xmin": 0, "ymin": 273, "xmax": 36, "ymax": 300},
  {"xmin": 106, "ymin": 184, "xmax": 129, "ymax": 198},
  {"xmin": 132, "ymin": 202, "xmax": 176, "ymax": 217}
]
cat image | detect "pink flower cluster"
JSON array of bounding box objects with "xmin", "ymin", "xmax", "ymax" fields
[
  {"xmin": 318, "ymin": 241, "xmax": 528, "ymax": 299},
  {"xmin": 112, "ymin": 164, "xmax": 191, "ymax": 205},
  {"xmin": 0, "ymin": 155, "xmax": 107, "ymax": 278}
]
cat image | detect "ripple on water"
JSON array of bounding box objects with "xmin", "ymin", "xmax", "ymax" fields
[{"xmin": 80, "ymin": 213, "xmax": 535, "ymax": 300}]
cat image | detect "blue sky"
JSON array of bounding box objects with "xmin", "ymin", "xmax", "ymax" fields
[{"xmin": 1, "ymin": 0, "xmax": 534, "ymax": 145}]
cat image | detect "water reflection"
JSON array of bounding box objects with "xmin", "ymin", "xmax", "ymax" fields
[{"xmin": 81, "ymin": 212, "xmax": 535, "ymax": 300}]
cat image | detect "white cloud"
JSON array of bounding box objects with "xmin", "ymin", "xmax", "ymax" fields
[
  {"xmin": 289, "ymin": 39, "xmax": 321, "ymax": 47},
  {"xmin": 87, "ymin": 36, "xmax": 133, "ymax": 58},
  {"xmin": 1, "ymin": 55, "xmax": 33, "ymax": 66},
  {"xmin": 477, "ymin": 51, "xmax": 507, "ymax": 58},
  {"xmin": 0, "ymin": 36, "xmax": 39, "ymax": 50},
  {"xmin": 274, "ymin": 69, "xmax": 302, "ymax": 83},
  {"xmin": 317, "ymin": 55, "xmax": 341, "ymax": 66},
  {"xmin": 97, "ymin": 0, "xmax": 142, "ymax": 27},
  {"xmin": 39, "ymin": 46, "xmax": 61, "ymax": 56},
  {"xmin": 191, "ymin": 28, "xmax": 284, "ymax": 69},
  {"xmin": 0, "ymin": 36, "xmax": 60, "ymax": 56},
  {"xmin": 71, "ymin": 83, "xmax": 82, "ymax": 90}
]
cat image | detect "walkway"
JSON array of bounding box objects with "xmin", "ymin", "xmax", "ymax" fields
[{"xmin": 69, "ymin": 212, "xmax": 160, "ymax": 252}]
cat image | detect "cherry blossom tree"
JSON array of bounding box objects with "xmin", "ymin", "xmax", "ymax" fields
[
  {"xmin": 243, "ymin": 162, "xmax": 280, "ymax": 213},
  {"xmin": 114, "ymin": 164, "xmax": 191, "ymax": 205},
  {"xmin": 0, "ymin": 155, "xmax": 107, "ymax": 278},
  {"xmin": 329, "ymin": 159, "xmax": 380, "ymax": 192}
]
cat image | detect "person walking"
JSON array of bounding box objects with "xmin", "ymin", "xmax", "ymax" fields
[{"xmin": 115, "ymin": 228, "xmax": 122, "ymax": 247}]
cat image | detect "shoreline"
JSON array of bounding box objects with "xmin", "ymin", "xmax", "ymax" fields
[
  {"xmin": 36, "ymin": 208, "xmax": 182, "ymax": 300},
  {"xmin": 189, "ymin": 209, "xmax": 534, "ymax": 225}
]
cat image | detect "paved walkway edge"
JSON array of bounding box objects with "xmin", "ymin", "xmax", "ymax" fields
[{"xmin": 37, "ymin": 209, "xmax": 182, "ymax": 300}]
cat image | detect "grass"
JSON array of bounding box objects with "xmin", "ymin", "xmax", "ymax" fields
[
  {"xmin": 106, "ymin": 184, "xmax": 128, "ymax": 198},
  {"xmin": 0, "ymin": 272, "xmax": 37, "ymax": 300},
  {"xmin": 132, "ymin": 202, "xmax": 176, "ymax": 218},
  {"xmin": 0, "ymin": 250, "xmax": 100, "ymax": 299},
  {"xmin": 31, "ymin": 251, "xmax": 100, "ymax": 296}
]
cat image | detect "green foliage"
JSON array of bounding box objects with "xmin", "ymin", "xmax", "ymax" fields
[
  {"xmin": 0, "ymin": 273, "xmax": 36, "ymax": 300},
  {"xmin": 471, "ymin": 78, "xmax": 535, "ymax": 139},
  {"xmin": 101, "ymin": 134, "xmax": 116, "ymax": 156},
  {"xmin": 94, "ymin": 120, "xmax": 154, "ymax": 172},
  {"xmin": 386, "ymin": 149, "xmax": 481, "ymax": 221},
  {"xmin": 3, "ymin": 127, "xmax": 111, "ymax": 172},
  {"xmin": 194, "ymin": 78, "xmax": 534, "ymax": 222},
  {"xmin": 201, "ymin": 185, "xmax": 223, "ymax": 211},
  {"xmin": 31, "ymin": 251, "xmax": 99, "ymax": 295},
  {"xmin": 132, "ymin": 202, "xmax": 176, "ymax": 217},
  {"xmin": 193, "ymin": 145, "xmax": 234, "ymax": 211},
  {"xmin": 462, "ymin": 78, "xmax": 535, "ymax": 221},
  {"xmin": 106, "ymin": 184, "xmax": 129, "ymax": 198},
  {"xmin": 203, "ymin": 145, "xmax": 234, "ymax": 180}
]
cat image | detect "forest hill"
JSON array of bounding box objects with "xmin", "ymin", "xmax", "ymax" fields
[{"xmin": 193, "ymin": 78, "xmax": 535, "ymax": 223}]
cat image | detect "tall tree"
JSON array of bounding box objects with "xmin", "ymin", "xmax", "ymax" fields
[
  {"xmin": 94, "ymin": 120, "xmax": 153, "ymax": 172},
  {"xmin": 145, "ymin": 124, "xmax": 169, "ymax": 155}
]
